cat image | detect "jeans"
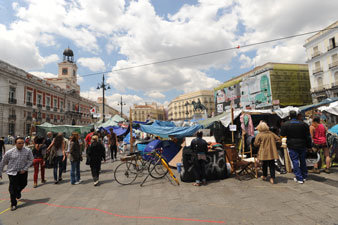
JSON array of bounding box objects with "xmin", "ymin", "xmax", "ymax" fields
[
  {"xmin": 262, "ymin": 160, "xmax": 275, "ymax": 178},
  {"xmin": 288, "ymin": 148, "xmax": 308, "ymax": 181},
  {"xmin": 70, "ymin": 161, "xmax": 81, "ymax": 184},
  {"xmin": 193, "ymin": 159, "xmax": 206, "ymax": 183},
  {"xmin": 110, "ymin": 145, "xmax": 117, "ymax": 160},
  {"xmin": 33, "ymin": 158, "xmax": 45, "ymax": 183},
  {"xmin": 62, "ymin": 156, "xmax": 67, "ymax": 172},
  {"xmin": 53, "ymin": 156, "xmax": 63, "ymax": 181},
  {"xmin": 8, "ymin": 172, "xmax": 28, "ymax": 206}
]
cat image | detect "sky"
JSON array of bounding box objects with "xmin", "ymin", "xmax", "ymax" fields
[{"xmin": 0, "ymin": 0, "xmax": 337, "ymax": 115}]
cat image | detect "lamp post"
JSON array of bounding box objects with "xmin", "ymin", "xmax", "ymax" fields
[
  {"xmin": 117, "ymin": 95, "xmax": 126, "ymax": 118},
  {"xmin": 97, "ymin": 74, "xmax": 110, "ymax": 123}
]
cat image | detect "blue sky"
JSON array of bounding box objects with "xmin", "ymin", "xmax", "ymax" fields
[{"xmin": 0, "ymin": 0, "xmax": 337, "ymax": 112}]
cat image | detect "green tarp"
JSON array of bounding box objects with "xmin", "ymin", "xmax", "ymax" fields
[
  {"xmin": 97, "ymin": 114, "xmax": 126, "ymax": 128},
  {"xmin": 36, "ymin": 124, "xmax": 94, "ymax": 137},
  {"xmin": 198, "ymin": 111, "xmax": 228, "ymax": 128}
]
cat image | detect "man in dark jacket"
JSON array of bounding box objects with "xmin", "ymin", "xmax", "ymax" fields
[
  {"xmin": 190, "ymin": 131, "xmax": 208, "ymax": 186},
  {"xmin": 281, "ymin": 111, "xmax": 310, "ymax": 184}
]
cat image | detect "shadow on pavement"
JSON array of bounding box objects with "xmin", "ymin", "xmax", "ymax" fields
[{"xmin": 18, "ymin": 198, "xmax": 51, "ymax": 208}]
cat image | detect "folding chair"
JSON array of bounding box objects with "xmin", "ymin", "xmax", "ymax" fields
[{"xmin": 225, "ymin": 146, "xmax": 256, "ymax": 180}]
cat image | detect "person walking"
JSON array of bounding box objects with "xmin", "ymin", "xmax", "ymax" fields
[
  {"xmin": 0, "ymin": 137, "xmax": 34, "ymax": 211},
  {"xmin": 254, "ymin": 121, "xmax": 281, "ymax": 184},
  {"xmin": 0, "ymin": 137, "xmax": 5, "ymax": 162},
  {"xmin": 310, "ymin": 117, "xmax": 330, "ymax": 173},
  {"xmin": 87, "ymin": 135, "xmax": 105, "ymax": 186},
  {"xmin": 47, "ymin": 133, "xmax": 65, "ymax": 184},
  {"xmin": 32, "ymin": 136, "xmax": 46, "ymax": 188},
  {"xmin": 281, "ymin": 111, "xmax": 311, "ymax": 184},
  {"xmin": 190, "ymin": 131, "xmax": 208, "ymax": 186},
  {"xmin": 68, "ymin": 132, "xmax": 82, "ymax": 185},
  {"xmin": 108, "ymin": 129, "xmax": 118, "ymax": 161}
]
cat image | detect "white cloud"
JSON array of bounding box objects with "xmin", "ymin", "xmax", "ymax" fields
[
  {"xmin": 146, "ymin": 91, "xmax": 165, "ymax": 99},
  {"xmin": 77, "ymin": 57, "xmax": 106, "ymax": 72},
  {"xmin": 30, "ymin": 71, "xmax": 58, "ymax": 79},
  {"xmin": 239, "ymin": 54, "xmax": 253, "ymax": 69}
]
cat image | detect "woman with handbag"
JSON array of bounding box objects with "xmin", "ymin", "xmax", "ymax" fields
[
  {"xmin": 68, "ymin": 132, "xmax": 82, "ymax": 185},
  {"xmin": 47, "ymin": 133, "xmax": 65, "ymax": 184}
]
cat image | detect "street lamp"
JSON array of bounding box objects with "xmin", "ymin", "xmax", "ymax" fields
[
  {"xmin": 117, "ymin": 95, "xmax": 126, "ymax": 118},
  {"xmin": 97, "ymin": 74, "xmax": 110, "ymax": 122}
]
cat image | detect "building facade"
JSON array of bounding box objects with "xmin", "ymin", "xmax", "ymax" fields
[
  {"xmin": 168, "ymin": 90, "xmax": 214, "ymax": 121},
  {"xmin": 0, "ymin": 49, "xmax": 98, "ymax": 137},
  {"xmin": 132, "ymin": 102, "xmax": 166, "ymax": 121},
  {"xmin": 304, "ymin": 21, "xmax": 338, "ymax": 103},
  {"xmin": 214, "ymin": 63, "xmax": 312, "ymax": 114}
]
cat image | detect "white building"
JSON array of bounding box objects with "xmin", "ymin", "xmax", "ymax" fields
[{"xmin": 304, "ymin": 21, "xmax": 338, "ymax": 103}]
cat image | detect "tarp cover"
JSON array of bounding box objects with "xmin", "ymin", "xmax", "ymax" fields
[
  {"xmin": 36, "ymin": 124, "xmax": 93, "ymax": 137},
  {"xmin": 319, "ymin": 101, "xmax": 338, "ymax": 116},
  {"xmin": 142, "ymin": 140, "xmax": 180, "ymax": 162},
  {"xmin": 123, "ymin": 132, "xmax": 137, "ymax": 144},
  {"xmin": 140, "ymin": 124, "xmax": 202, "ymax": 138},
  {"xmin": 299, "ymin": 98, "xmax": 338, "ymax": 112},
  {"xmin": 99, "ymin": 126, "xmax": 128, "ymax": 136},
  {"xmin": 152, "ymin": 120, "xmax": 176, "ymax": 127},
  {"xmin": 99, "ymin": 114, "xmax": 126, "ymax": 128}
]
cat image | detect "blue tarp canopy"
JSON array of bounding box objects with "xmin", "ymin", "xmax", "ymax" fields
[
  {"xmin": 140, "ymin": 124, "xmax": 202, "ymax": 138},
  {"xmin": 329, "ymin": 124, "xmax": 338, "ymax": 135},
  {"xmin": 142, "ymin": 140, "xmax": 180, "ymax": 162},
  {"xmin": 152, "ymin": 120, "xmax": 176, "ymax": 127},
  {"xmin": 99, "ymin": 126, "xmax": 128, "ymax": 136},
  {"xmin": 123, "ymin": 132, "xmax": 137, "ymax": 144},
  {"xmin": 299, "ymin": 97, "xmax": 338, "ymax": 112}
]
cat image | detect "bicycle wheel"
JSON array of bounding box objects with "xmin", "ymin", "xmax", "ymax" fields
[
  {"xmin": 148, "ymin": 156, "xmax": 168, "ymax": 179},
  {"xmin": 114, "ymin": 162, "xmax": 138, "ymax": 185}
]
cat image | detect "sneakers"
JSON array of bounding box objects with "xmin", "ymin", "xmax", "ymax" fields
[
  {"xmin": 11, "ymin": 205, "xmax": 17, "ymax": 211},
  {"xmin": 294, "ymin": 178, "xmax": 304, "ymax": 184},
  {"xmin": 41, "ymin": 180, "xmax": 47, "ymax": 184},
  {"xmin": 74, "ymin": 181, "xmax": 80, "ymax": 185},
  {"xmin": 94, "ymin": 181, "xmax": 99, "ymax": 186},
  {"xmin": 324, "ymin": 168, "xmax": 330, "ymax": 174},
  {"xmin": 313, "ymin": 168, "xmax": 320, "ymax": 174},
  {"xmin": 54, "ymin": 180, "xmax": 58, "ymax": 184},
  {"xmin": 77, "ymin": 180, "xmax": 82, "ymax": 184},
  {"xmin": 33, "ymin": 183, "xmax": 37, "ymax": 188}
]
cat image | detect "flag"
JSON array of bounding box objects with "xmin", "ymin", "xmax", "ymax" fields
[{"xmin": 90, "ymin": 107, "xmax": 96, "ymax": 114}]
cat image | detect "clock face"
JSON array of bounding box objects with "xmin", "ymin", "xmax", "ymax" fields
[{"xmin": 62, "ymin": 68, "xmax": 68, "ymax": 75}]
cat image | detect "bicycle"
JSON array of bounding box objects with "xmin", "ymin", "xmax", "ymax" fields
[
  {"xmin": 140, "ymin": 148, "xmax": 180, "ymax": 186},
  {"xmin": 114, "ymin": 150, "xmax": 168, "ymax": 185}
]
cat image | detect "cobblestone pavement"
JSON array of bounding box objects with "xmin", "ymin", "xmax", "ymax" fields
[{"xmin": 1, "ymin": 147, "xmax": 338, "ymax": 225}]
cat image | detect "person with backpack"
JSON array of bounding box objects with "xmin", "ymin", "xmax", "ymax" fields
[
  {"xmin": 190, "ymin": 131, "xmax": 208, "ymax": 186},
  {"xmin": 68, "ymin": 132, "xmax": 82, "ymax": 185}
]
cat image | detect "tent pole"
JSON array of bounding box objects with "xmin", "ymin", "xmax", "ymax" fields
[
  {"xmin": 130, "ymin": 107, "xmax": 133, "ymax": 153},
  {"xmin": 231, "ymin": 101, "xmax": 234, "ymax": 144}
]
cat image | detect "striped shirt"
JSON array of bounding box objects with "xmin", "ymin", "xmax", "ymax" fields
[{"xmin": 0, "ymin": 146, "xmax": 33, "ymax": 176}]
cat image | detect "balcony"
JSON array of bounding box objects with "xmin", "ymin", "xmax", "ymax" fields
[
  {"xmin": 8, "ymin": 98, "xmax": 17, "ymax": 104},
  {"xmin": 313, "ymin": 67, "xmax": 323, "ymax": 75},
  {"xmin": 327, "ymin": 45, "xmax": 336, "ymax": 51},
  {"xmin": 46, "ymin": 117, "xmax": 51, "ymax": 122},
  {"xmin": 46, "ymin": 105, "xmax": 51, "ymax": 110},
  {"xmin": 37, "ymin": 103, "xmax": 42, "ymax": 109},
  {"xmin": 329, "ymin": 60, "xmax": 338, "ymax": 69},
  {"xmin": 26, "ymin": 102, "xmax": 33, "ymax": 107},
  {"xmin": 312, "ymin": 51, "xmax": 321, "ymax": 59},
  {"xmin": 53, "ymin": 107, "xmax": 57, "ymax": 112},
  {"xmin": 8, "ymin": 114, "xmax": 16, "ymax": 120},
  {"xmin": 53, "ymin": 119, "xmax": 58, "ymax": 123}
]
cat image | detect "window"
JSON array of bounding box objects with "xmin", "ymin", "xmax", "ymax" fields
[
  {"xmin": 26, "ymin": 124, "xmax": 31, "ymax": 136},
  {"xmin": 335, "ymin": 72, "xmax": 338, "ymax": 82},
  {"xmin": 27, "ymin": 91, "xmax": 32, "ymax": 103},
  {"xmin": 54, "ymin": 99, "xmax": 57, "ymax": 108},
  {"xmin": 317, "ymin": 77, "xmax": 323, "ymax": 86},
  {"xmin": 9, "ymin": 87, "xmax": 16, "ymax": 100},
  {"xmin": 315, "ymin": 61, "xmax": 321, "ymax": 69},
  {"xmin": 9, "ymin": 123, "xmax": 15, "ymax": 136},
  {"xmin": 62, "ymin": 68, "xmax": 68, "ymax": 75},
  {"xmin": 73, "ymin": 70, "xmax": 76, "ymax": 77},
  {"xmin": 329, "ymin": 37, "xmax": 336, "ymax": 49},
  {"xmin": 67, "ymin": 102, "xmax": 70, "ymax": 111},
  {"xmin": 60, "ymin": 101, "xmax": 64, "ymax": 109},
  {"xmin": 37, "ymin": 94, "xmax": 42, "ymax": 105},
  {"xmin": 46, "ymin": 97, "xmax": 51, "ymax": 106}
]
